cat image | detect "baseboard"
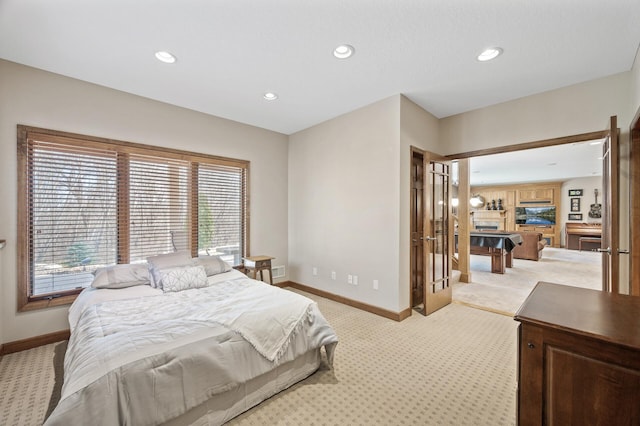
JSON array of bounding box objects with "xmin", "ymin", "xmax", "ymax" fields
[
  {"xmin": 278, "ymin": 281, "xmax": 411, "ymax": 321},
  {"xmin": 0, "ymin": 329, "xmax": 70, "ymax": 356}
]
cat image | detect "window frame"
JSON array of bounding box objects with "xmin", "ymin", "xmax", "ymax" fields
[{"xmin": 17, "ymin": 125, "xmax": 250, "ymax": 311}]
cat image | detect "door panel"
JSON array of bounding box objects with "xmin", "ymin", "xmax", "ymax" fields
[
  {"xmin": 601, "ymin": 116, "xmax": 619, "ymax": 292},
  {"xmin": 410, "ymin": 151, "xmax": 425, "ymax": 308},
  {"xmin": 424, "ymin": 152, "xmax": 452, "ymax": 315}
]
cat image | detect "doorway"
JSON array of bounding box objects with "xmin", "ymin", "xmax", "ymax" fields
[{"xmin": 448, "ymin": 128, "xmax": 618, "ymax": 309}]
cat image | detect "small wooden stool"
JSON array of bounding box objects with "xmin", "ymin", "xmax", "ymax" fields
[
  {"xmin": 579, "ymin": 237, "xmax": 601, "ymax": 251},
  {"xmin": 243, "ymin": 255, "xmax": 275, "ymax": 284}
]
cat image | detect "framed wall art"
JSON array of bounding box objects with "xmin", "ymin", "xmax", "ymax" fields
[
  {"xmin": 568, "ymin": 213, "xmax": 583, "ymax": 221},
  {"xmin": 570, "ymin": 198, "xmax": 581, "ymax": 212},
  {"xmin": 568, "ymin": 189, "xmax": 583, "ymax": 196}
]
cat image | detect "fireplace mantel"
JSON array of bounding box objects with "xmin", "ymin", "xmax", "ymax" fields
[{"xmin": 472, "ymin": 210, "xmax": 507, "ymax": 230}]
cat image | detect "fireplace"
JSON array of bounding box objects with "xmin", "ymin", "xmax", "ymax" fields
[{"xmin": 472, "ymin": 210, "xmax": 506, "ymax": 231}]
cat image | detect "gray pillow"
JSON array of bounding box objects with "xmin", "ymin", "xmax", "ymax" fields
[
  {"xmin": 193, "ymin": 255, "xmax": 232, "ymax": 276},
  {"xmin": 92, "ymin": 264, "xmax": 150, "ymax": 289}
]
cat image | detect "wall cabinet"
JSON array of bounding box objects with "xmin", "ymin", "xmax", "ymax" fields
[
  {"xmin": 518, "ymin": 188, "xmax": 554, "ymax": 203},
  {"xmin": 515, "ymin": 282, "xmax": 640, "ymax": 425},
  {"xmin": 471, "ymin": 182, "xmax": 561, "ymax": 247}
]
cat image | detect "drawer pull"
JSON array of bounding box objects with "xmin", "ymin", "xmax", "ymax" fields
[{"xmin": 527, "ymin": 342, "xmax": 535, "ymax": 349}]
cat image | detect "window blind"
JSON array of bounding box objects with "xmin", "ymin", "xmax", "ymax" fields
[
  {"xmin": 128, "ymin": 154, "xmax": 191, "ymax": 263},
  {"xmin": 18, "ymin": 126, "xmax": 249, "ymax": 308},
  {"xmin": 198, "ymin": 163, "xmax": 247, "ymax": 265},
  {"xmin": 27, "ymin": 139, "xmax": 118, "ymax": 296}
]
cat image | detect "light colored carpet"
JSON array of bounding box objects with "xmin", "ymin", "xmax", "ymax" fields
[
  {"xmin": 1, "ymin": 291, "xmax": 519, "ymax": 426},
  {"xmin": 452, "ymin": 247, "xmax": 601, "ymax": 315}
]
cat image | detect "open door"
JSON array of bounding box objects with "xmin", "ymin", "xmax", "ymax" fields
[
  {"xmin": 410, "ymin": 148, "xmax": 452, "ymax": 315},
  {"xmin": 410, "ymin": 150, "xmax": 425, "ymax": 309},
  {"xmin": 600, "ymin": 116, "xmax": 620, "ymax": 292},
  {"xmin": 424, "ymin": 152, "xmax": 453, "ymax": 314}
]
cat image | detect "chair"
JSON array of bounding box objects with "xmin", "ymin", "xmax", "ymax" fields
[{"xmin": 511, "ymin": 231, "xmax": 546, "ymax": 261}]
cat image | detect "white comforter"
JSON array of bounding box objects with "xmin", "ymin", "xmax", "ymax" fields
[{"xmin": 45, "ymin": 270, "xmax": 338, "ymax": 426}]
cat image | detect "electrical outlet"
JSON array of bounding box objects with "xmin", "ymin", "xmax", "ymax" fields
[
  {"xmin": 353, "ymin": 275, "xmax": 358, "ymax": 285},
  {"xmin": 347, "ymin": 274, "xmax": 353, "ymax": 284},
  {"xmin": 331, "ymin": 271, "xmax": 336, "ymax": 280},
  {"xmin": 373, "ymin": 279, "xmax": 379, "ymax": 290},
  {"xmin": 312, "ymin": 267, "xmax": 317, "ymax": 276}
]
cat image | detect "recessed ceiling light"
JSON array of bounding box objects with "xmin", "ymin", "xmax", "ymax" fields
[
  {"xmin": 263, "ymin": 92, "xmax": 278, "ymax": 101},
  {"xmin": 477, "ymin": 47, "xmax": 503, "ymax": 62},
  {"xmin": 590, "ymin": 140, "xmax": 603, "ymax": 145},
  {"xmin": 155, "ymin": 51, "xmax": 176, "ymax": 64},
  {"xmin": 333, "ymin": 44, "xmax": 355, "ymax": 59}
]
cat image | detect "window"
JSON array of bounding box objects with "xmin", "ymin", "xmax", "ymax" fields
[{"xmin": 17, "ymin": 126, "xmax": 249, "ymax": 311}]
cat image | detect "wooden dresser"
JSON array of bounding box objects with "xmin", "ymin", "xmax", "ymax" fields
[{"xmin": 514, "ymin": 282, "xmax": 640, "ymax": 425}]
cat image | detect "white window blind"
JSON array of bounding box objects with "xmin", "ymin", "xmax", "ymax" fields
[
  {"xmin": 198, "ymin": 163, "xmax": 247, "ymax": 266},
  {"xmin": 28, "ymin": 139, "xmax": 118, "ymax": 296},
  {"xmin": 18, "ymin": 126, "xmax": 249, "ymax": 308},
  {"xmin": 128, "ymin": 154, "xmax": 191, "ymax": 263}
]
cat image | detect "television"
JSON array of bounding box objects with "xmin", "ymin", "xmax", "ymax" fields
[{"xmin": 515, "ymin": 206, "xmax": 556, "ymax": 225}]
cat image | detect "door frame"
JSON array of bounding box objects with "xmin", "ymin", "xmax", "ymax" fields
[
  {"xmin": 601, "ymin": 116, "xmax": 619, "ymax": 292},
  {"xmin": 629, "ymin": 107, "xmax": 640, "ymax": 296},
  {"xmin": 446, "ymin": 129, "xmax": 614, "ymax": 286}
]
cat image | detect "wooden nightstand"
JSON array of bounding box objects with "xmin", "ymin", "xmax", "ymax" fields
[{"xmin": 243, "ymin": 255, "xmax": 275, "ymax": 285}]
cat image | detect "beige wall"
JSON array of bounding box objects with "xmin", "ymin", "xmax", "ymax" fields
[
  {"xmin": 440, "ymin": 72, "xmax": 632, "ymax": 155},
  {"xmin": 631, "ymin": 48, "xmax": 640, "ymax": 119},
  {"xmin": 289, "ymin": 95, "xmax": 403, "ymax": 311},
  {"xmin": 0, "ymin": 60, "xmax": 289, "ymax": 344},
  {"xmin": 288, "ymin": 95, "xmax": 439, "ymax": 314},
  {"xmin": 441, "ymin": 71, "xmax": 634, "ymax": 293},
  {"xmin": 560, "ymin": 177, "xmax": 602, "ymax": 246}
]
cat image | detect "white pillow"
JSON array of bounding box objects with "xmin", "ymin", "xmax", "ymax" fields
[
  {"xmin": 160, "ymin": 265, "xmax": 208, "ymax": 292},
  {"xmin": 92, "ymin": 264, "xmax": 150, "ymax": 289},
  {"xmin": 193, "ymin": 255, "xmax": 232, "ymax": 276},
  {"xmin": 147, "ymin": 250, "xmax": 193, "ymax": 288}
]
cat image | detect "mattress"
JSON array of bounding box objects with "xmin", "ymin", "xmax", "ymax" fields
[{"xmin": 45, "ymin": 269, "xmax": 338, "ymax": 426}]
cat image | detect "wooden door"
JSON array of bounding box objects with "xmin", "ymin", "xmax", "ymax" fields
[
  {"xmin": 410, "ymin": 150, "xmax": 425, "ymax": 308},
  {"xmin": 410, "ymin": 148, "xmax": 452, "ymax": 315},
  {"xmin": 600, "ymin": 116, "xmax": 619, "ymax": 292},
  {"xmin": 630, "ymin": 109, "xmax": 640, "ymax": 296},
  {"xmin": 423, "ymin": 151, "xmax": 452, "ymax": 315}
]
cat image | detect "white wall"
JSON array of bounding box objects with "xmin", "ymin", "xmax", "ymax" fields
[
  {"xmin": 289, "ymin": 95, "xmax": 403, "ymax": 312},
  {"xmin": 560, "ymin": 177, "xmax": 602, "ymax": 246},
  {"xmin": 440, "ymin": 72, "xmax": 634, "ymax": 293},
  {"xmin": 0, "ymin": 60, "xmax": 289, "ymax": 344},
  {"xmin": 288, "ymin": 95, "xmax": 440, "ymax": 314},
  {"xmin": 440, "ymin": 72, "xmax": 632, "ymax": 155},
  {"xmin": 631, "ymin": 47, "xmax": 640, "ymax": 118}
]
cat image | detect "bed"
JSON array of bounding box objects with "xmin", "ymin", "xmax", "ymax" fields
[{"xmin": 44, "ymin": 252, "xmax": 338, "ymax": 426}]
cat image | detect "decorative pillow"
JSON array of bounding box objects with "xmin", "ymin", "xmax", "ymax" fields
[
  {"xmin": 147, "ymin": 250, "xmax": 193, "ymax": 288},
  {"xmin": 159, "ymin": 265, "xmax": 208, "ymax": 292},
  {"xmin": 92, "ymin": 264, "xmax": 150, "ymax": 289},
  {"xmin": 193, "ymin": 255, "xmax": 232, "ymax": 276}
]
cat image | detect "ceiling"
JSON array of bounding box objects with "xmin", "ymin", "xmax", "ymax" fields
[
  {"xmin": 1, "ymin": 1, "xmax": 639, "ymax": 136},
  {"xmin": 466, "ymin": 139, "xmax": 604, "ymax": 186}
]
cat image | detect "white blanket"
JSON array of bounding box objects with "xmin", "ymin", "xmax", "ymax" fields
[{"xmin": 45, "ymin": 274, "xmax": 338, "ymax": 426}]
